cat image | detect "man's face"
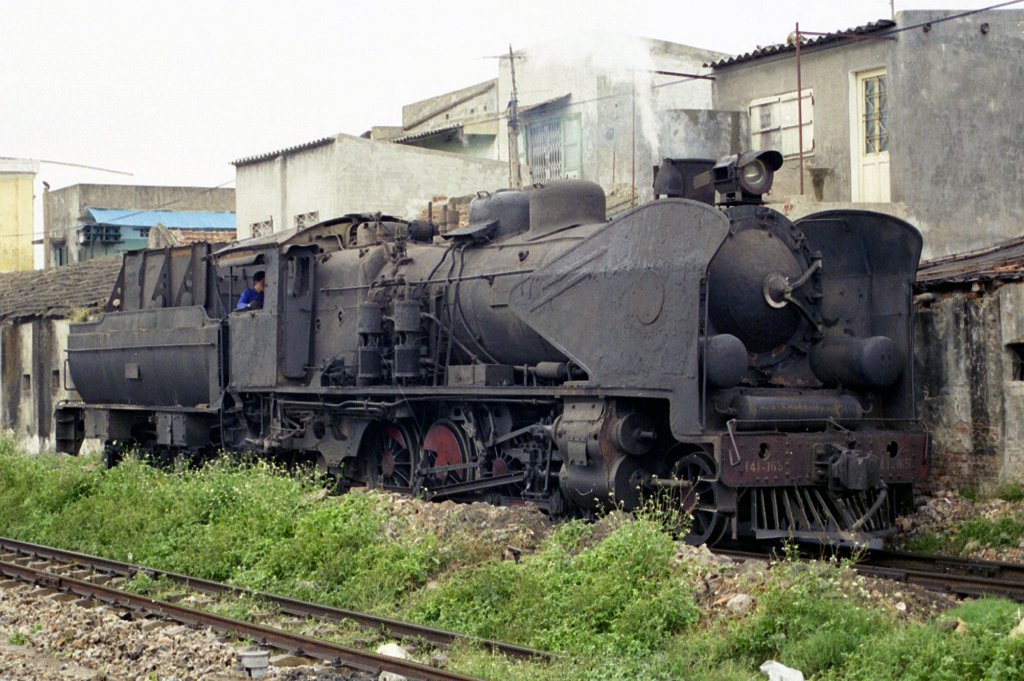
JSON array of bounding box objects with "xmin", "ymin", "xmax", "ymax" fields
[{"xmin": 254, "ymin": 280, "xmax": 265, "ymax": 293}]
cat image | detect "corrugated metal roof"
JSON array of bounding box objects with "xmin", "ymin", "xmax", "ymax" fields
[
  {"xmin": 84, "ymin": 208, "xmax": 236, "ymax": 230},
  {"xmin": 709, "ymin": 20, "xmax": 895, "ymax": 68},
  {"xmin": 232, "ymin": 136, "xmax": 335, "ymax": 167},
  {"xmin": 917, "ymin": 235, "xmax": 1024, "ymax": 290}
]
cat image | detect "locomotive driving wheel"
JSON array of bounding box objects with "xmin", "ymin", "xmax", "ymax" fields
[
  {"xmin": 378, "ymin": 421, "xmax": 419, "ymax": 491},
  {"xmin": 421, "ymin": 419, "xmax": 473, "ymax": 487},
  {"xmin": 486, "ymin": 450, "xmax": 527, "ymax": 495},
  {"xmin": 673, "ymin": 452, "xmax": 728, "ymax": 546}
]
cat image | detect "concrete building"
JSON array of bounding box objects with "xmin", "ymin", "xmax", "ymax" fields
[
  {"xmin": 44, "ymin": 184, "xmax": 235, "ymax": 267},
  {"xmin": 0, "ymin": 258, "xmax": 120, "ymax": 452},
  {"xmin": 389, "ymin": 79, "xmax": 500, "ymax": 160},
  {"xmin": 711, "ymin": 10, "xmax": 1024, "ymax": 259},
  {"xmin": 375, "ymin": 34, "xmax": 741, "ymax": 210},
  {"xmin": 0, "ymin": 159, "xmax": 39, "ymax": 272},
  {"xmin": 233, "ymin": 135, "xmax": 508, "ymax": 240},
  {"xmin": 496, "ymin": 34, "xmax": 732, "ymax": 203}
]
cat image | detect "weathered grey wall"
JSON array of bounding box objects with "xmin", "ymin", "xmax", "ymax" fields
[
  {"xmin": 915, "ymin": 281, "xmax": 1024, "ymax": 490},
  {"xmin": 916, "ymin": 293, "xmax": 1004, "ymax": 489},
  {"xmin": 402, "ymin": 80, "xmax": 497, "ymax": 133},
  {"xmin": 0, "ymin": 319, "xmax": 80, "ymax": 453},
  {"xmin": 889, "ymin": 10, "xmax": 1024, "ymax": 257},
  {"xmin": 496, "ymin": 34, "xmax": 726, "ymax": 201},
  {"xmin": 659, "ymin": 109, "xmax": 748, "ymax": 160},
  {"xmin": 45, "ymin": 184, "xmax": 235, "ymax": 266},
  {"xmin": 235, "ymin": 134, "xmax": 508, "ymax": 239},
  {"xmin": 0, "ymin": 322, "xmax": 36, "ymax": 449}
]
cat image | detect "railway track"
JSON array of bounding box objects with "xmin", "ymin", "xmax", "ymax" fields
[
  {"xmin": 856, "ymin": 549, "xmax": 1024, "ymax": 601},
  {"xmin": 714, "ymin": 543, "xmax": 1024, "ymax": 602},
  {"xmin": 0, "ymin": 536, "xmax": 551, "ymax": 680}
]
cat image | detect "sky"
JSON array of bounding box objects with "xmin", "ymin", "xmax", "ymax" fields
[{"xmin": 1, "ymin": 0, "xmax": 1015, "ymax": 190}]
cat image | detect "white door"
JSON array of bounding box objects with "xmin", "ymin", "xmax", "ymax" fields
[{"xmin": 853, "ymin": 68, "xmax": 890, "ymax": 202}]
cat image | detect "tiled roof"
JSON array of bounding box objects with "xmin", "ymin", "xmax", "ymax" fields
[
  {"xmin": 709, "ymin": 20, "xmax": 896, "ymax": 68},
  {"xmin": 917, "ymin": 235, "xmax": 1024, "ymax": 290},
  {"xmin": 0, "ymin": 259, "xmax": 121, "ymax": 322}
]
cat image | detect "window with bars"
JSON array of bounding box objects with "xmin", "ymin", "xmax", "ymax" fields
[
  {"xmin": 81, "ymin": 224, "xmax": 122, "ymax": 244},
  {"xmin": 294, "ymin": 211, "xmax": 320, "ymax": 230},
  {"xmin": 250, "ymin": 218, "xmax": 273, "ymax": 238},
  {"xmin": 1009, "ymin": 343, "xmax": 1024, "ymax": 381},
  {"xmin": 52, "ymin": 242, "xmax": 68, "ymax": 267},
  {"xmin": 863, "ymin": 74, "xmax": 888, "ymax": 153},
  {"xmin": 749, "ymin": 90, "xmax": 814, "ymax": 158},
  {"xmin": 525, "ymin": 113, "xmax": 582, "ymax": 181}
]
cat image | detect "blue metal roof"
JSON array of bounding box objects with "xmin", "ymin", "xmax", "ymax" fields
[{"xmin": 84, "ymin": 208, "xmax": 236, "ymax": 230}]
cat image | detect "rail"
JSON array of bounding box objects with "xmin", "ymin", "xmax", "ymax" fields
[{"xmin": 713, "ymin": 543, "xmax": 1024, "ymax": 602}]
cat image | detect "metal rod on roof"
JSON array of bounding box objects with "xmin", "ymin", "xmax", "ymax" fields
[
  {"xmin": 796, "ymin": 22, "xmax": 805, "ymax": 196},
  {"xmin": 631, "ymin": 69, "xmax": 636, "ymax": 208},
  {"xmin": 507, "ymin": 45, "xmax": 523, "ymax": 190},
  {"xmin": 651, "ymin": 70, "xmax": 716, "ymax": 81}
]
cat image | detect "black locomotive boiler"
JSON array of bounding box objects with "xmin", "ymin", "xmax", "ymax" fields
[{"xmin": 55, "ymin": 151, "xmax": 927, "ymax": 545}]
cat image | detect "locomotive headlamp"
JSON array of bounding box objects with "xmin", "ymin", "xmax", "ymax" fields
[
  {"xmin": 739, "ymin": 158, "xmax": 772, "ymax": 193},
  {"xmin": 702, "ymin": 150, "xmax": 784, "ymax": 204}
]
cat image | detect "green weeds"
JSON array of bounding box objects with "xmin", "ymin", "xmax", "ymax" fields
[
  {"xmin": 6, "ymin": 631, "xmax": 28, "ymax": 645},
  {"xmin": 410, "ymin": 517, "xmax": 699, "ymax": 656},
  {"xmin": 823, "ymin": 599, "xmax": 1024, "ymax": 681}
]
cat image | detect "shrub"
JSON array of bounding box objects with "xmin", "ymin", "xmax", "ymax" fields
[{"xmin": 410, "ymin": 517, "xmax": 699, "ymax": 656}]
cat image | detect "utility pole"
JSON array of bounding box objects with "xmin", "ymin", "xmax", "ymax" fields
[
  {"xmin": 506, "ymin": 44, "xmax": 523, "ymax": 189},
  {"xmin": 631, "ymin": 69, "xmax": 636, "ymax": 207}
]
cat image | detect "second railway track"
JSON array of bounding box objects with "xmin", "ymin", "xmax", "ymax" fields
[
  {"xmin": 714, "ymin": 543, "xmax": 1024, "ymax": 602},
  {"xmin": 0, "ymin": 536, "xmax": 552, "ymax": 680}
]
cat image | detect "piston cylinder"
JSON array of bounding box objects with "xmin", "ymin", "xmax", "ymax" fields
[
  {"xmin": 357, "ymin": 302, "xmax": 383, "ymax": 334},
  {"xmin": 810, "ymin": 336, "xmax": 903, "ymax": 389},
  {"xmin": 559, "ymin": 455, "xmax": 646, "ymax": 511},
  {"xmin": 392, "ymin": 299, "xmax": 422, "ymax": 333},
  {"xmin": 731, "ymin": 393, "xmax": 863, "ymax": 427}
]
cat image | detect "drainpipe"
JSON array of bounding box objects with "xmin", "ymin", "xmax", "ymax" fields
[{"xmin": 796, "ymin": 22, "xmax": 805, "ymax": 196}]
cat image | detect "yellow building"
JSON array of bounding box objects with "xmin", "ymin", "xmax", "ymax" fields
[{"xmin": 0, "ymin": 159, "xmax": 38, "ymax": 272}]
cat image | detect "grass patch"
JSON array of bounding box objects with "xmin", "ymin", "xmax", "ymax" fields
[
  {"xmin": 666, "ymin": 556, "xmax": 885, "ymax": 680},
  {"xmin": 958, "ymin": 516, "xmax": 1024, "ymax": 550},
  {"xmin": 409, "ymin": 516, "xmax": 699, "ymax": 656},
  {"xmin": 904, "ymin": 517, "xmax": 1024, "ymax": 555},
  {"xmin": 992, "ymin": 482, "xmax": 1024, "ymax": 503},
  {"xmin": 822, "ymin": 599, "xmax": 1024, "ymax": 681},
  {"xmin": 903, "ymin": 530, "xmax": 951, "ymax": 555}
]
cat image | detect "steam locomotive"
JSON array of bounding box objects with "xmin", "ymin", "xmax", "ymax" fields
[{"xmin": 55, "ymin": 151, "xmax": 927, "ymax": 546}]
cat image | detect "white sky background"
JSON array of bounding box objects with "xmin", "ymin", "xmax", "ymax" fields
[{"xmin": 1, "ymin": 0, "xmax": 1013, "ymax": 190}]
